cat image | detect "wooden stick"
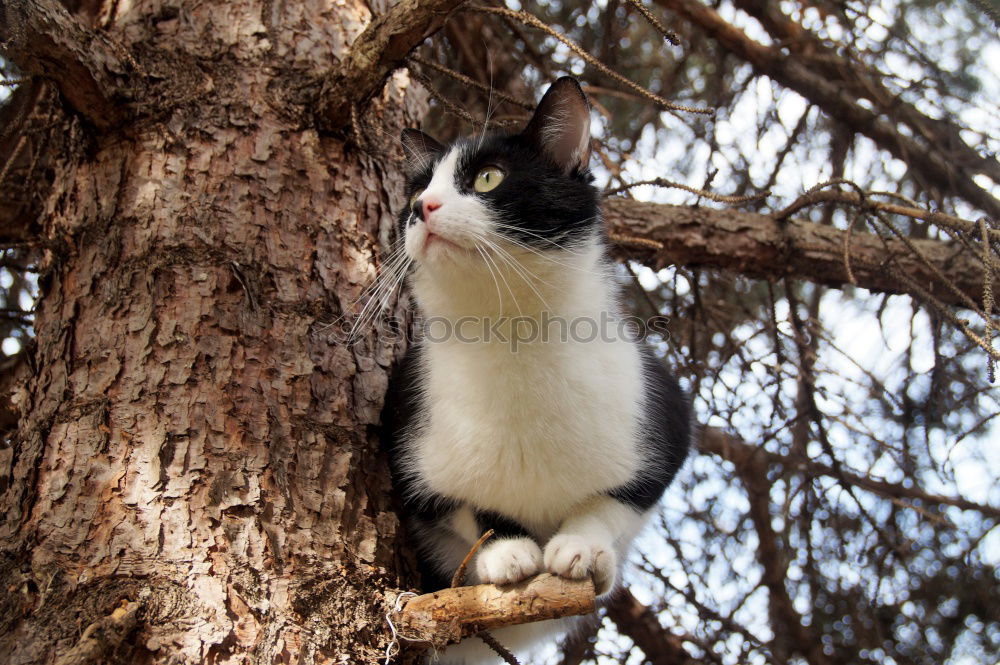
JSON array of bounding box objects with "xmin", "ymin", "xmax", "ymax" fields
[
  {"xmin": 396, "ymin": 574, "xmax": 596, "ymax": 649},
  {"xmin": 451, "ymin": 529, "xmax": 494, "ymax": 588}
]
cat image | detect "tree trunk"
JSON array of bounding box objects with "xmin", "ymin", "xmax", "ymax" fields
[{"xmin": 0, "ymin": 1, "xmax": 425, "ymax": 662}]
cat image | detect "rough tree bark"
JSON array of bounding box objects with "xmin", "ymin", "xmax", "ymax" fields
[
  {"xmin": 0, "ymin": 0, "xmax": 432, "ymax": 662},
  {"xmin": 604, "ymin": 197, "xmax": 996, "ymax": 309}
]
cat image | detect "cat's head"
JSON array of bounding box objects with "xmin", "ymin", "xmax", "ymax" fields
[{"xmin": 397, "ymin": 77, "xmax": 600, "ymax": 269}]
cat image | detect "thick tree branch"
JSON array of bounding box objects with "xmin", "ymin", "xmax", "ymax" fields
[
  {"xmin": 320, "ymin": 0, "xmax": 469, "ymax": 130},
  {"xmin": 0, "ymin": 0, "xmax": 131, "ymax": 130},
  {"xmin": 655, "ymin": 0, "xmax": 1000, "ymax": 220},
  {"xmin": 556, "ymin": 614, "xmax": 600, "ymax": 665},
  {"xmin": 709, "ymin": 429, "xmax": 834, "ymax": 665},
  {"xmin": 605, "ymin": 588, "xmax": 699, "ymax": 665},
  {"xmin": 604, "ymin": 197, "xmax": 995, "ymax": 310},
  {"xmin": 396, "ymin": 574, "xmax": 595, "ymax": 650}
]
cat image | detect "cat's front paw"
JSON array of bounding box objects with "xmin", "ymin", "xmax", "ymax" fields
[
  {"xmin": 476, "ymin": 537, "xmax": 543, "ymax": 586},
  {"xmin": 543, "ymin": 534, "xmax": 617, "ymax": 595}
]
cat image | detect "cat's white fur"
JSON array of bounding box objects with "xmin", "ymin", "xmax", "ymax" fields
[{"xmin": 400, "ymin": 148, "xmax": 654, "ymax": 662}]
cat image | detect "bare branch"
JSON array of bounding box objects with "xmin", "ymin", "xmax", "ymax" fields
[
  {"xmin": 396, "ymin": 574, "xmax": 595, "ymax": 650},
  {"xmin": 776, "ymin": 190, "xmax": 1000, "ymax": 243},
  {"xmin": 473, "ymin": 6, "xmax": 711, "ymax": 115},
  {"xmin": 0, "ymin": 0, "xmax": 131, "ymax": 130},
  {"xmin": 409, "ymin": 55, "xmax": 534, "ymax": 111},
  {"xmin": 604, "ymin": 177, "xmax": 769, "ymax": 204},
  {"xmin": 605, "ymin": 588, "xmax": 699, "ymax": 665},
  {"xmin": 699, "ymin": 427, "xmax": 1000, "ymax": 522},
  {"xmin": 732, "ymin": 0, "xmax": 1000, "ymax": 187},
  {"xmin": 655, "ymin": 0, "xmax": 1000, "ymax": 219},
  {"xmin": 604, "ymin": 197, "xmax": 996, "ymax": 310},
  {"xmin": 319, "ymin": 0, "xmax": 470, "ymax": 130}
]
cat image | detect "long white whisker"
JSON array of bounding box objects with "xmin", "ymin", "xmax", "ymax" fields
[
  {"xmin": 477, "ymin": 235, "xmax": 554, "ymax": 312},
  {"xmin": 346, "ymin": 252, "xmax": 412, "ymax": 340},
  {"xmin": 484, "ymin": 227, "xmax": 608, "ymax": 277},
  {"xmin": 319, "ymin": 240, "xmax": 409, "ymax": 332},
  {"xmin": 478, "ymin": 47, "xmax": 496, "ymax": 151},
  {"xmin": 491, "ymin": 222, "xmax": 591, "ymax": 256},
  {"xmin": 475, "ymin": 244, "xmax": 505, "ymax": 318},
  {"xmin": 476, "ymin": 231, "xmax": 554, "ymax": 289},
  {"xmin": 478, "ymin": 233, "xmax": 557, "ymax": 288},
  {"xmin": 348, "ymin": 258, "xmax": 411, "ymax": 341},
  {"xmin": 355, "ymin": 249, "xmax": 411, "ymax": 309},
  {"xmin": 480, "ymin": 242, "xmax": 523, "ymax": 318}
]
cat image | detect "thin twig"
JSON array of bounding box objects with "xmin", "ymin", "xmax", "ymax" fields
[
  {"xmin": 777, "ymin": 188, "xmax": 1000, "ymax": 242},
  {"xmin": 410, "ymin": 55, "xmax": 534, "ymax": 110},
  {"xmin": 608, "ymin": 232, "xmax": 664, "ymax": 251},
  {"xmin": 472, "ymin": 6, "xmax": 711, "ymax": 115},
  {"xmin": 980, "ymin": 217, "xmax": 997, "ymax": 382},
  {"xmin": 409, "ymin": 68, "xmax": 519, "ymax": 128},
  {"xmin": 870, "ymin": 227, "xmax": 1000, "ymax": 362},
  {"xmin": 0, "ymin": 135, "xmax": 29, "ymax": 190},
  {"xmin": 451, "ymin": 529, "xmax": 495, "ymax": 588},
  {"xmin": 477, "ymin": 630, "xmax": 521, "ymax": 665},
  {"xmin": 874, "ymin": 209, "xmax": 984, "ymax": 314},
  {"xmin": 624, "ymin": 0, "xmax": 680, "ymax": 45},
  {"xmin": 816, "ymin": 180, "xmax": 871, "ymax": 287},
  {"xmin": 603, "ymin": 177, "xmax": 769, "ymax": 204}
]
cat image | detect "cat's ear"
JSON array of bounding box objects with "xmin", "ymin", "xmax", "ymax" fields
[
  {"xmin": 400, "ymin": 128, "xmax": 445, "ymax": 167},
  {"xmin": 521, "ymin": 77, "xmax": 592, "ymax": 173}
]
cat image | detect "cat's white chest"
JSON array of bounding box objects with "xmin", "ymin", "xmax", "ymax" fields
[{"xmin": 412, "ymin": 337, "xmax": 644, "ymax": 529}]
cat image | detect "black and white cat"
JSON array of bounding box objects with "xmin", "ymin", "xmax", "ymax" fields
[{"xmin": 381, "ymin": 77, "xmax": 691, "ymax": 663}]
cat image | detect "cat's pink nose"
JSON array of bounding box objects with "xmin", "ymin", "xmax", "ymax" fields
[{"xmin": 421, "ymin": 198, "xmax": 442, "ymax": 221}]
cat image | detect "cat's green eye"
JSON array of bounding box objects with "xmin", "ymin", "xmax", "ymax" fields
[{"xmin": 473, "ymin": 166, "xmax": 505, "ymax": 193}]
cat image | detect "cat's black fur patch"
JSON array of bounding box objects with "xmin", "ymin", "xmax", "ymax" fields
[
  {"xmin": 474, "ymin": 509, "xmax": 532, "ymax": 540},
  {"xmin": 606, "ymin": 348, "xmax": 692, "ymax": 510}
]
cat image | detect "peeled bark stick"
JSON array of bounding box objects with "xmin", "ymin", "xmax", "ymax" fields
[{"xmin": 397, "ymin": 574, "xmax": 596, "ymax": 648}]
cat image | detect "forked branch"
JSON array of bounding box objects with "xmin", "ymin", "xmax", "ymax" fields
[
  {"xmin": 320, "ymin": 0, "xmax": 470, "ymax": 129},
  {"xmin": 0, "ymin": 0, "xmax": 132, "ymax": 130}
]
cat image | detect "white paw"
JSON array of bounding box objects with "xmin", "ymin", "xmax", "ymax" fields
[
  {"xmin": 543, "ymin": 534, "xmax": 617, "ymax": 595},
  {"xmin": 475, "ymin": 537, "xmax": 543, "ymax": 586}
]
